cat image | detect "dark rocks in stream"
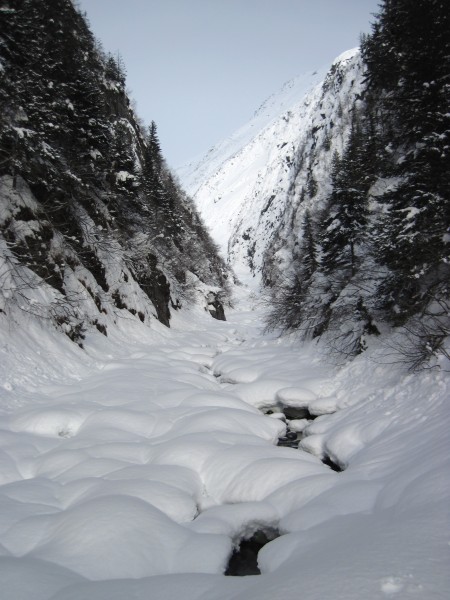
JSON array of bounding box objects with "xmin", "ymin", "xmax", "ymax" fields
[
  {"xmin": 207, "ymin": 292, "xmax": 226, "ymax": 321},
  {"xmin": 282, "ymin": 406, "xmax": 317, "ymax": 420},
  {"xmin": 224, "ymin": 529, "xmax": 279, "ymax": 576},
  {"xmin": 262, "ymin": 405, "xmax": 317, "ymax": 421},
  {"xmin": 277, "ymin": 432, "xmax": 300, "ymax": 449}
]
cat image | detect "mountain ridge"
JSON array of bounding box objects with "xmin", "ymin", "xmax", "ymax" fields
[
  {"xmin": 178, "ymin": 63, "xmax": 328, "ymax": 198},
  {"xmin": 180, "ymin": 48, "xmax": 362, "ymax": 283}
]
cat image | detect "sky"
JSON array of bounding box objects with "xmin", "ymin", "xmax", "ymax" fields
[{"xmin": 77, "ymin": 0, "xmax": 380, "ymax": 167}]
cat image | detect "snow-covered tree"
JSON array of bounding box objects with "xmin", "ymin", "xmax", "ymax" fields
[{"xmin": 363, "ymin": 0, "xmax": 450, "ymax": 324}]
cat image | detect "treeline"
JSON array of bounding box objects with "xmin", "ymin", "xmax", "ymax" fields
[
  {"xmin": 0, "ymin": 0, "xmax": 230, "ymax": 338},
  {"xmin": 266, "ymin": 0, "xmax": 449, "ymax": 368}
]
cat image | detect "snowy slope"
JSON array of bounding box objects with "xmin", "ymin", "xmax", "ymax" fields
[
  {"xmin": 178, "ymin": 66, "xmax": 327, "ymax": 195},
  {"xmin": 0, "ymin": 290, "xmax": 449, "ymax": 599},
  {"xmin": 179, "ymin": 49, "xmax": 363, "ymax": 283}
]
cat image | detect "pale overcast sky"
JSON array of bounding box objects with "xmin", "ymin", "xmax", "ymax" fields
[{"xmin": 77, "ymin": 0, "xmax": 380, "ymax": 167}]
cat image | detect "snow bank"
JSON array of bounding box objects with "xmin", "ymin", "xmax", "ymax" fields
[{"xmin": 0, "ymin": 288, "xmax": 448, "ymax": 599}]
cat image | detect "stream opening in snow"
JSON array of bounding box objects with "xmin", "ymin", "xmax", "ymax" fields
[
  {"xmin": 321, "ymin": 454, "xmax": 344, "ymax": 472},
  {"xmin": 263, "ymin": 407, "xmax": 344, "ymax": 471},
  {"xmin": 224, "ymin": 529, "xmax": 280, "ymax": 576}
]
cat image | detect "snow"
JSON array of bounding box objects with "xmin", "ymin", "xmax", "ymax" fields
[
  {"xmin": 276, "ymin": 386, "xmax": 317, "ymax": 407},
  {"xmin": 177, "ymin": 67, "xmax": 328, "ymax": 195},
  {"xmin": 0, "ymin": 286, "xmax": 449, "ymax": 599},
  {"xmin": 178, "ymin": 49, "xmax": 363, "ymax": 283},
  {"xmin": 3, "ymin": 495, "xmax": 230, "ymax": 580}
]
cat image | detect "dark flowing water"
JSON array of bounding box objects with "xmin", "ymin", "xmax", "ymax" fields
[{"xmin": 224, "ymin": 529, "xmax": 279, "ymax": 576}]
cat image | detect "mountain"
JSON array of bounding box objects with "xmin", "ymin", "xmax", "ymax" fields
[
  {"xmin": 0, "ymin": 0, "xmax": 231, "ymax": 344},
  {"xmin": 180, "ymin": 49, "xmax": 362, "ymax": 283},
  {"xmin": 178, "ymin": 66, "xmax": 327, "ymax": 202}
]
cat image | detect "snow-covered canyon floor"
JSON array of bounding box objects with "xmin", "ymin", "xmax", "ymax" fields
[{"xmin": 0, "ymin": 289, "xmax": 449, "ymax": 600}]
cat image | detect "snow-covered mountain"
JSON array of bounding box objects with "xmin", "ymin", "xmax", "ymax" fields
[
  {"xmin": 178, "ymin": 66, "xmax": 327, "ymax": 196},
  {"xmin": 179, "ymin": 49, "xmax": 363, "ymax": 283}
]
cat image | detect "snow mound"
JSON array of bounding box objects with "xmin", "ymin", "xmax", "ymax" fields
[
  {"xmin": 3, "ymin": 495, "xmax": 230, "ymax": 580},
  {"xmin": 0, "ymin": 282, "xmax": 448, "ymax": 599},
  {"xmin": 275, "ymin": 387, "xmax": 317, "ymax": 408}
]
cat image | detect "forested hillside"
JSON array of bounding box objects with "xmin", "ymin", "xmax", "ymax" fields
[
  {"xmin": 265, "ymin": 0, "xmax": 449, "ymax": 365},
  {"xmin": 184, "ymin": 0, "xmax": 449, "ymax": 369},
  {"xmin": 0, "ymin": 0, "xmax": 230, "ymax": 343}
]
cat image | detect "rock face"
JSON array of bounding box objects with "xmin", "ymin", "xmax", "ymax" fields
[
  {"xmin": 180, "ymin": 50, "xmax": 363, "ymax": 284},
  {"xmin": 207, "ymin": 292, "xmax": 226, "ymax": 321}
]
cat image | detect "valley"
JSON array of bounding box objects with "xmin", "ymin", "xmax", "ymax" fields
[{"xmin": 1, "ymin": 2, "xmax": 449, "ymax": 598}]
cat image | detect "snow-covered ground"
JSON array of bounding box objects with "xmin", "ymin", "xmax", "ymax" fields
[{"xmin": 0, "ymin": 287, "xmax": 449, "ymax": 599}]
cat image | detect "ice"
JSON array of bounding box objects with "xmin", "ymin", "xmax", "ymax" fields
[
  {"xmin": 226, "ymin": 379, "xmax": 292, "ymax": 409},
  {"xmin": 265, "ymin": 473, "xmax": 338, "ymax": 518},
  {"xmin": 59, "ymin": 478, "xmax": 198, "ymax": 522},
  {"xmin": 280, "ymin": 480, "xmax": 383, "ymax": 531},
  {"xmin": 103, "ymin": 463, "xmax": 201, "ymax": 495},
  {"xmin": 380, "ymin": 576, "xmax": 405, "ymax": 595},
  {"xmin": 10, "ymin": 407, "xmax": 90, "ymax": 438},
  {"xmin": 201, "ymin": 445, "xmax": 325, "ymax": 504},
  {"xmin": 182, "ymin": 390, "xmax": 257, "ymax": 412},
  {"xmin": 49, "ymin": 573, "xmax": 249, "ymax": 600},
  {"xmin": 0, "ymin": 450, "xmax": 22, "ymax": 484},
  {"xmin": 287, "ymin": 418, "xmax": 309, "ymax": 432},
  {"xmin": 219, "ymin": 366, "xmax": 261, "ymax": 384},
  {"xmin": 79, "ymin": 408, "xmax": 159, "ymax": 437}
]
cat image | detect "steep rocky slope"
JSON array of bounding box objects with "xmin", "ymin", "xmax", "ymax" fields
[
  {"xmin": 181, "ymin": 49, "xmax": 362, "ymax": 284},
  {"xmin": 0, "ymin": 0, "xmax": 231, "ymax": 344}
]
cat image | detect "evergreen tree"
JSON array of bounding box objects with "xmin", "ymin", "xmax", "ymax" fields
[
  {"xmin": 319, "ymin": 116, "xmax": 370, "ymax": 280},
  {"xmin": 161, "ymin": 171, "xmax": 184, "ymax": 243},
  {"xmin": 298, "ymin": 210, "xmax": 318, "ymax": 283},
  {"xmin": 363, "ymin": 0, "xmax": 450, "ymax": 323},
  {"xmin": 266, "ymin": 210, "xmax": 319, "ymax": 334},
  {"xmin": 140, "ymin": 123, "xmax": 166, "ymax": 228},
  {"xmin": 148, "ymin": 121, "xmax": 163, "ymax": 172},
  {"xmin": 140, "ymin": 121, "xmax": 181, "ymax": 237}
]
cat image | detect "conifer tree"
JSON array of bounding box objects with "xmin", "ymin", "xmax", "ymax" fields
[
  {"xmin": 266, "ymin": 210, "xmax": 319, "ymax": 334},
  {"xmin": 148, "ymin": 121, "xmax": 163, "ymax": 171},
  {"xmin": 319, "ymin": 116, "xmax": 370, "ymax": 281},
  {"xmin": 362, "ymin": 0, "xmax": 450, "ymax": 323},
  {"xmin": 140, "ymin": 123, "xmax": 166, "ymax": 229},
  {"xmin": 140, "ymin": 121, "xmax": 181, "ymax": 237}
]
